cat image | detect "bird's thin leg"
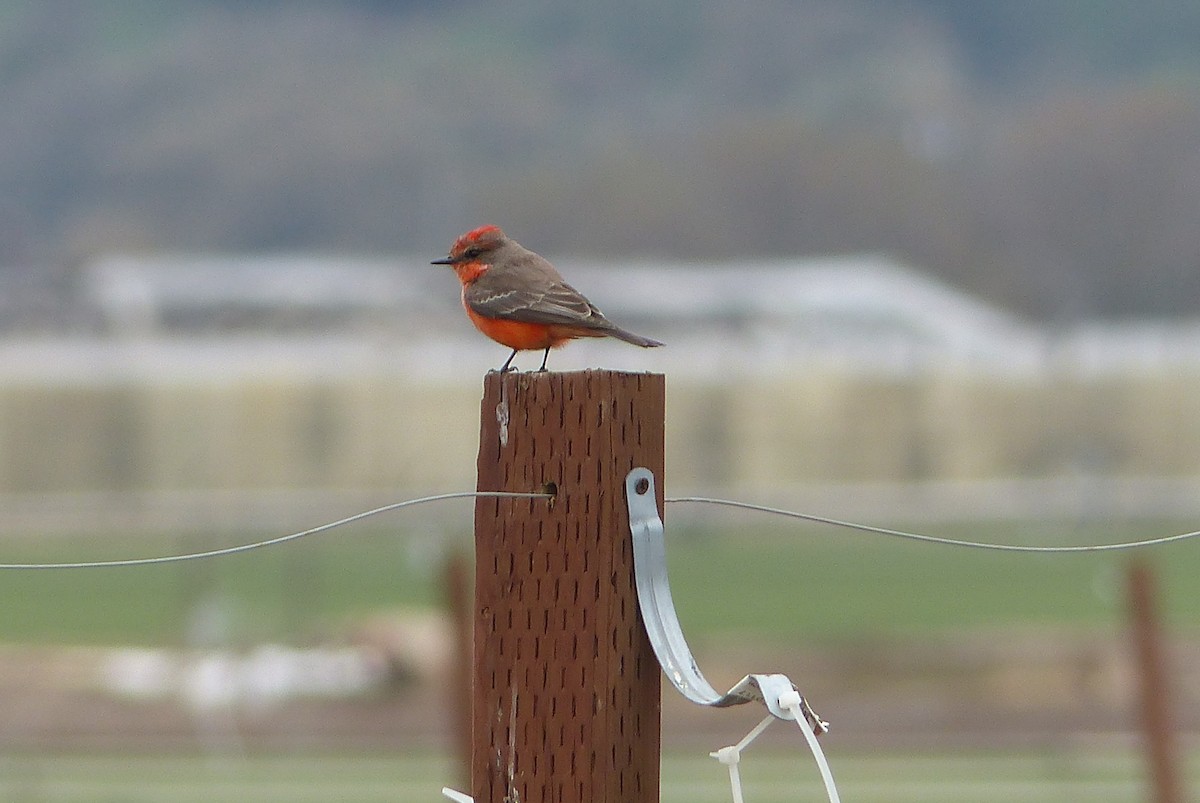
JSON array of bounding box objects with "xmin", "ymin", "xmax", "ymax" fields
[
  {"xmin": 538, "ymin": 348, "xmax": 550, "ymax": 372},
  {"xmin": 499, "ymin": 349, "xmax": 518, "ymax": 373}
]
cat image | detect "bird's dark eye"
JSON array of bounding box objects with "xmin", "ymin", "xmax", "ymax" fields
[{"xmin": 464, "ymin": 247, "xmax": 481, "ymax": 259}]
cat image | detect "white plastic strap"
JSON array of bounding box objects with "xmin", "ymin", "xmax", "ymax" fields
[
  {"xmin": 440, "ymin": 788, "xmax": 473, "ymax": 803},
  {"xmin": 710, "ymin": 698, "xmax": 841, "ymax": 803},
  {"xmin": 782, "ymin": 691, "xmax": 841, "ymax": 803},
  {"xmin": 710, "ymin": 714, "xmax": 774, "ymax": 803}
]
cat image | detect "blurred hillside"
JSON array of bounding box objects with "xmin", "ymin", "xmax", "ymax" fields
[{"xmin": 3, "ymin": 1, "xmax": 1200, "ymax": 319}]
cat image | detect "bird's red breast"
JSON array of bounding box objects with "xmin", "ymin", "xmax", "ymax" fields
[{"xmin": 465, "ymin": 303, "xmax": 592, "ymax": 350}]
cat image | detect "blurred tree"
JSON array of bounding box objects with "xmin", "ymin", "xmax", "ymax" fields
[
  {"xmin": 975, "ymin": 84, "xmax": 1200, "ymax": 318},
  {"xmin": 893, "ymin": 0, "xmax": 1200, "ymax": 81},
  {"xmin": 2, "ymin": 0, "xmax": 1200, "ymax": 320}
]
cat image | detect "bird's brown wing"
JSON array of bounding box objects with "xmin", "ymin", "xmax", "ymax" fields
[
  {"xmin": 465, "ymin": 251, "xmax": 614, "ymax": 330},
  {"xmin": 467, "ymin": 281, "xmax": 609, "ymax": 328}
]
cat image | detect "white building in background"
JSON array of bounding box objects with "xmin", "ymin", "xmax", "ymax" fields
[
  {"xmin": 76, "ymin": 251, "xmax": 1200, "ymax": 379},
  {"xmin": 554, "ymin": 257, "xmax": 1043, "ymax": 375},
  {"xmin": 81, "ymin": 253, "xmax": 1029, "ymax": 376}
]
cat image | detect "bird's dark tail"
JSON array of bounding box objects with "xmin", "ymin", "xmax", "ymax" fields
[{"xmin": 606, "ymin": 325, "xmax": 664, "ymax": 348}]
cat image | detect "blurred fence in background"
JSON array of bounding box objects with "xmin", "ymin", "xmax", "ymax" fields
[{"xmin": 3, "ymin": 338, "xmax": 1200, "ymax": 532}]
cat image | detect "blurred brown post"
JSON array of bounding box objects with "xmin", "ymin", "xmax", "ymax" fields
[
  {"xmin": 1127, "ymin": 561, "xmax": 1186, "ymax": 803},
  {"xmin": 472, "ymin": 370, "xmax": 664, "ymax": 803},
  {"xmin": 444, "ymin": 550, "xmax": 473, "ymax": 789}
]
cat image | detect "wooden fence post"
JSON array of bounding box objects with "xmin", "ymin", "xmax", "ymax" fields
[
  {"xmin": 472, "ymin": 369, "xmax": 664, "ymax": 803},
  {"xmin": 1127, "ymin": 561, "xmax": 1185, "ymax": 803}
]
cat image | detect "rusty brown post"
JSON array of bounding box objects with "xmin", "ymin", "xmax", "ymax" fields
[
  {"xmin": 1127, "ymin": 561, "xmax": 1185, "ymax": 803},
  {"xmin": 472, "ymin": 369, "xmax": 664, "ymax": 803}
]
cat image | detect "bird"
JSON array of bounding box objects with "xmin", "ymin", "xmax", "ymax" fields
[{"xmin": 432, "ymin": 225, "xmax": 663, "ymax": 372}]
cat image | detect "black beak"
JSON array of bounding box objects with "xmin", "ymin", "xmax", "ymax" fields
[{"xmin": 431, "ymin": 256, "xmax": 456, "ymax": 265}]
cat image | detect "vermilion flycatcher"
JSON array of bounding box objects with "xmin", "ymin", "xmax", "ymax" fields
[{"xmin": 433, "ymin": 225, "xmax": 663, "ymax": 372}]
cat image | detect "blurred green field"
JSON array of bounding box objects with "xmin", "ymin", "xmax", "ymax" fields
[
  {"xmin": 664, "ymin": 518, "xmax": 1200, "ymax": 641},
  {"xmin": 0, "ymin": 748, "xmax": 1191, "ymax": 802},
  {"xmin": 0, "ymin": 518, "xmax": 1195, "ymax": 801},
  {"xmin": 0, "ymin": 516, "xmax": 1196, "ymax": 645}
]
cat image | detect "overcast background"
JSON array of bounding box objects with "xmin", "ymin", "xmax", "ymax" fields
[{"xmin": 2, "ymin": 0, "xmax": 1200, "ymax": 322}]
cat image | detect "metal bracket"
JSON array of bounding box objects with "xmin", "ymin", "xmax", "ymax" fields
[{"xmin": 625, "ymin": 467, "xmax": 828, "ymax": 733}]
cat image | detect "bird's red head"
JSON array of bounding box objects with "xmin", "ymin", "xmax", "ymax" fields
[
  {"xmin": 432, "ymin": 225, "xmax": 508, "ymax": 283},
  {"xmin": 451, "ymin": 225, "xmax": 505, "ymax": 257}
]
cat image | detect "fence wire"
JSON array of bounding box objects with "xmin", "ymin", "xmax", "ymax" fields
[
  {"xmin": 0, "ymin": 488, "xmax": 1197, "ymax": 570},
  {"xmin": 665, "ymin": 496, "xmax": 1200, "ymax": 553},
  {"xmin": 0, "ymin": 491, "xmax": 550, "ymax": 569}
]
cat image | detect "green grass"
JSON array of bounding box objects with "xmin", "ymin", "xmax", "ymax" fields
[
  {"xmin": 0, "ymin": 518, "xmax": 1197, "ymax": 645},
  {"xmin": 661, "ymin": 748, "xmax": 1155, "ymax": 803},
  {"xmin": 663, "ymin": 519, "xmax": 1200, "ymax": 642},
  {"xmin": 0, "ymin": 527, "xmax": 451, "ymax": 645},
  {"xmin": 0, "ymin": 748, "xmax": 1189, "ymax": 802}
]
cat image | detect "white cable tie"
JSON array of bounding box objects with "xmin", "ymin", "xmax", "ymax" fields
[
  {"xmin": 711, "ymin": 746, "xmax": 746, "ymax": 803},
  {"xmin": 726, "ymin": 761, "xmax": 746, "ymax": 803},
  {"xmin": 786, "ymin": 701, "xmax": 842, "ymax": 803},
  {"xmin": 710, "ymin": 714, "xmax": 774, "ymax": 803},
  {"xmin": 777, "ymin": 689, "xmax": 802, "ymax": 710},
  {"xmin": 710, "ymin": 744, "xmax": 740, "ymax": 765},
  {"xmin": 441, "ymin": 788, "xmax": 474, "ymax": 803},
  {"xmin": 735, "ymin": 713, "xmax": 776, "ymax": 751}
]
